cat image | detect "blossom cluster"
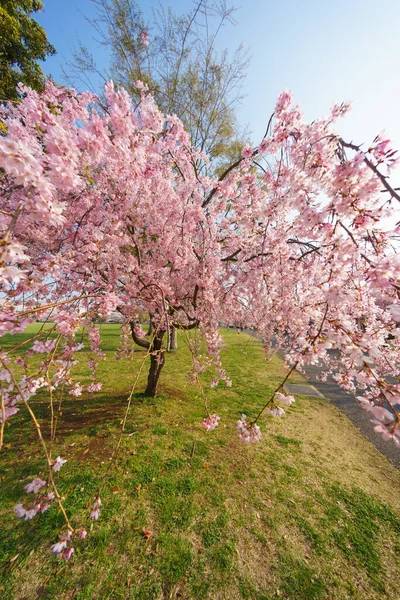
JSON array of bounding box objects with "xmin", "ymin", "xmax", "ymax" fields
[
  {"xmin": 237, "ymin": 415, "xmax": 262, "ymax": 443},
  {"xmin": 265, "ymin": 392, "xmax": 296, "ymax": 417},
  {"xmin": 14, "ymin": 478, "xmax": 54, "ymax": 520},
  {"xmin": 201, "ymin": 414, "xmax": 220, "ymax": 431},
  {"xmin": 51, "ymin": 527, "xmax": 87, "ymax": 560},
  {"xmin": 90, "ymin": 497, "xmax": 102, "ymax": 521}
]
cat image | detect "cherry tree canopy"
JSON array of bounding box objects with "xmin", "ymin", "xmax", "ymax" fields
[{"xmin": 0, "ymin": 80, "xmax": 399, "ymax": 557}]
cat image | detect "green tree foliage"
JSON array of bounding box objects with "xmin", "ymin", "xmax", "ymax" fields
[
  {"xmin": 70, "ymin": 0, "xmax": 249, "ymax": 173},
  {"xmin": 0, "ymin": 0, "xmax": 55, "ymax": 102}
]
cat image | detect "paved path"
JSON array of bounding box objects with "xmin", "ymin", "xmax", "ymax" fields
[{"xmin": 240, "ymin": 329, "xmax": 400, "ymax": 469}]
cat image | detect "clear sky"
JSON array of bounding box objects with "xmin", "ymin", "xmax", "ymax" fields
[{"xmin": 36, "ymin": 0, "xmax": 400, "ymax": 154}]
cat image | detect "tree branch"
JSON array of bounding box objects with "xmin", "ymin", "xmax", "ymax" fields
[{"xmin": 339, "ymin": 138, "xmax": 400, "ymax": 203}]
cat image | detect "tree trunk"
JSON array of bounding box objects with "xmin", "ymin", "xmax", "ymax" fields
[
  {"xmin": 168, "ymin": 326, "xmax": 178, "ymax": 351},
  {"xmin": 144, "ymin": 351, "xmax": 165, "ymax": 397},
  {"xmin": 128, "ymin": 320, "xmax": 165, "ymax": 398},
  {"xmin": 147, "ymin": 319, "xmax": 153, "ymax": 336},
  {"xmin": 144, "ymin": 330, "xmax": 165, "ymax": 397}
]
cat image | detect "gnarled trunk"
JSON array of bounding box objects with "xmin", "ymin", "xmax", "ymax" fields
[
  {"xmin": 168, "ymin": 326, "xmax": 178, "ymax": 351},
  {"xmin": 129, "ymin": 320, "xmax": 166, "ymax": 398},
  {"xmin": 145, "ymin": 349, "xmax": 165, "ymax": 397},
  {"xmin": 147, "ymin": 319, "xmax": 153, "ymax": 336},
  {"xmin": 144, "ymin": 330, "xmax": 165, "ymax": 397}
]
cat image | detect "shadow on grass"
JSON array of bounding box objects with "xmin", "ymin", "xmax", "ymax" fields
[{"xmin": 0, "ymin": 389, "xmax": 166, "ymax": 462}]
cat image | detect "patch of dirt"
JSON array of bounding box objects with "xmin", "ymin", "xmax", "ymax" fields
[
  {"xmin": 39, "ymin": 393, "xmax": 130, "ymax": 438},
  {"xmin": 75, "ymin": 436, "xmax": 114, "ymax": 462},
  {"xmin": 159, "ymin": 386, "xmax": 188, "ymax": 403}
]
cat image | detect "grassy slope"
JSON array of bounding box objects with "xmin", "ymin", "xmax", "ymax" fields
[{"xmin": 0, "ymin": 325, "xmax": 399, "ymax": 600}]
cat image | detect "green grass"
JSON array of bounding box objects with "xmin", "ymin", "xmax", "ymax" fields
[{"xmin": 0, "ymin": 325, "xmax": 400, "ymax": 599}]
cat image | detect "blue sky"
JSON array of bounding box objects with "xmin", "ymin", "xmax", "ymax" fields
[{"xmin": 36, "ymin": 0, "xmax": 400, "ymax": 154}]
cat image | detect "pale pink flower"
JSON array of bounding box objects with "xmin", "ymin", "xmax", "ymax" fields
[
  {"xmin": 201, "ymin": 414, "xmax": 220, "ymax": 431},
  {"xmin": 52, "ymin": 529, "xmax": 73, "ymax": 554},
  {"xmin": 2, "ymin": 241, "xmax": 29, "ymax": 262},
  {"xmin": 134, "ymin": 324, "xmax": 145, "ymax": 338},
  {"xmin": 140, "ymin": 31, "xmax": 149, "ymax": 46},
  {"xmin": 55, "ymin": 312, "xmax": 80, "ymax": 336},
  {"xmin": 371, "ymin": 419, "xmax": 400, "ymax": 447},
  {"xmin": 51, "ymin": 540, "xmax": 67, "ymax": 554},
  {"xmin": 370, "ymin": 406, "xmax": 394, "ymax": 422},
  {"xmin": 241, "ymin": 146, "xmax": 253, "ymax": 160},
  {"xmin": 61, "ymin": 547, "xmax": 74, "ymax": 560},
  {"xmin": 237, "ymin": 414, "xmax": 262, "ymax": 442},
  {"xmin": 87, "ymin": 382, "xmax": 102, "ymax": 392},
  {"xmin": 69, "ymin": 383, "xmax": 83, "ymax": 397},
  {"xmin": 90, "ymin": 497, "xmax": 102, "ymax": 520},
  {"xmin": 32, "ymin": 339, "xmax": 56, "ymax": 353},
  {"xmin": 14, "ymin": 504, "xmax": 26, "ymax": 518},
  {"xmin": 274, "ymin": 392, "xmax": 295, "ymax": 406},
  {"xmin": 15, "ymin": 502, "xmax": 42, "ymax": 520},
  {"xmin": 24, "ymin": 478, "xmax": 46, "ymax": 494},
  {"xmin": 0, "ymin": 265, "xmax": 26, "ymax": 285},
  {"xmin": 330, "ymin": 102, "xmax": 351, "ymax": 121},
  {"xmin": 388, "ymin": 304, "xmax": 400, "ymax": 323},
  {"xmin": 0, "ymin": 368, "xmax": 11, "ymax": 383},
  {"xmin": 24, "ymin": 506, "xmax": 39, "ymax": 520},
  {"xmin": 275, "ymin": 90, "xmax": 292, "ymax": 113},
  {"xmin": 357, "ymin": 397, "xmax": 374, "ymax": 412},
  {"xmin": 257, "ymin": 139, "xmax": 270, "ymax": 154},
  {"xmin": 77, "ymin": 528, "xmax": 87, "ymax": 539},
  {"xmin": 266, "ymin": 406, "xmax": 285, "ymax": 417},
  {"xmin": 52, "ymin": 456, "xmax": 67, "ymax": 472},
  {"xmin": 90, "ymin": 508, "xmax": 100, "ymax": 520}
]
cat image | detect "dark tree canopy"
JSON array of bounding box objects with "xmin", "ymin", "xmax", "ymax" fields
[{"xmin": 0, "ymin": 0, "xmax": 56, "ymax": 102}]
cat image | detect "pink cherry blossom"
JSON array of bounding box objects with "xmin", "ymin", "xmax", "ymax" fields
[
  {"xmin": 14, "ymin": 504, "xmax": 27, "ymax": 518},
  {"xmin": 237, "ymin": 414, "xmax": 262, "ymax": 442},
  {"xmin": 140, "ymin": 31, "xmax": 149, "ymax": 46},
  {"xmin": 266, "ymin": 406, "xmax": 285, "ymax": 417},
  {"xmin": 90, "ymin": 497, "xmax": 102, "ymax": 520},
  {"xmin": 51, "ymin": 540, "xmax": 68, "ymax": 554},
  {"xmin": 61, "ymin": 547, "xmax": 74, "ymax": 560},
  {"xmin": 241, "ymin": 146, "xmax": 253, "ymax": 159},
  {"xmin": 77, "ymin": 528, "xmax": 87, "ymax": 539},
  {"xmin": 52, "ymin": 456, "xmax": 67, "ymax": 472},
  {"xmin": 32, "ymin": 339, "xmax": 56, "ymax": 354},
  {"xmin": 87, "ymin": 382, "xmax": 103, "ymax": 392},
  {"xmin": 133, "ymin": 324, "xmax": 146, "ymax": 339},
  {"xmin": 52, "ymin": 530, "xmax": 73, "ymax": 554},
  {"xmin": 371, "ymin": 419, "xmax": 400, "ymax": 447},
  {"xmin": 201, "ymin": 414, "xmax": 221, "ymax": 431},
  {"xmin": 24, "ymin": 478, "xmax": 46, "ymax": 494},
  {"xmin": 274, "ymin": 392, "xmax": 295, "ymax": 406},
  {"xmin": 69, "ymin": 383, "xmax": 83, "ymax": 397}
]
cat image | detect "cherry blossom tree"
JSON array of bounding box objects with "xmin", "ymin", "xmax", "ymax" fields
[{"xmin": 1, "ymin": 79, "xmax": 399, "ymax": 557}]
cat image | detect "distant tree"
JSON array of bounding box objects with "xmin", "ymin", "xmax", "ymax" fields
[
  {"xmin": 69, "ymin": 0, "xmax": 249, "ymax": 173},
  {"xmin": 0, "ymin": 0, "xmax": 55, "ymax": 103}
]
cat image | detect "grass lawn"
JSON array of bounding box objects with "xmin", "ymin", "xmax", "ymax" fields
[{"xmin": 0, "ymin": 325, "xmax": 399, "ymax": 600}]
